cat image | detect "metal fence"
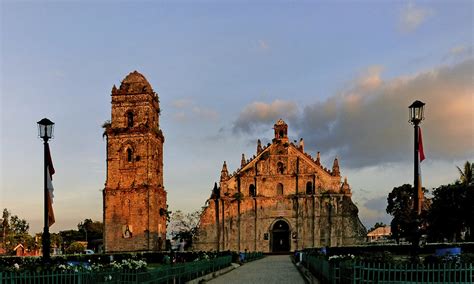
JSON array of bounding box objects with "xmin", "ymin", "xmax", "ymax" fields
[
  {"xmin": 0, "ymin": 255, "xmax": 232, "ymax": 284},
  {"xmin": 241, "ymin": 252, "xmax": 264, "ymax": 263},
  {"xmin": 303, "ymin": 254, "xmax": 474, "ymax": 284}
]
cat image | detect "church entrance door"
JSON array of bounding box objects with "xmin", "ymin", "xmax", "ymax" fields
[{"xmin": 271, "ymin": 220, "xmax": 290, "ymax": 252}]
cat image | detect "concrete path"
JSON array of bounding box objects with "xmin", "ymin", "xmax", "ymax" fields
[{"xmin": 207, "ymin": 255, "xmax": 306, "ymax": 284}]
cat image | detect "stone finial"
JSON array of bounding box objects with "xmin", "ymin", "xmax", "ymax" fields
[
  {"xmin": 332, "ymin": 157, "xmax": 340, "ymax": 176},
  {"xmin": 316, "ymin": 152, "xmax": 321, "ymax": 165},
  {"xmin": 341, "ymin": 176, "xmax": 351, "ymax": 193},
  {"xmin": 111, "ymin": 85, "xmax": 118, "ymax": 94},
  {"xmin": 220, "ymin": 161, "xmax": 229, "ymax": 181},
  {"xmin": 257, "ymin": 139, "xmax": 263, "ymax": 154},
  {"xmin": 241, "ymin": 153, "xmax": 246, "ymax": 167},
  {"xmin": 299, "ymin": 138, "xmax": 304, "ymax": 152}
]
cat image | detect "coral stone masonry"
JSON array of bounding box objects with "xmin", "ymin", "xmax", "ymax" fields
[
  {"xmin": 194, "ymin": 119, "xmax": 366, "ymax": 252},
  {"xmin": 103, "ymin": 71, "xmax": 167, "ymax": 252}
]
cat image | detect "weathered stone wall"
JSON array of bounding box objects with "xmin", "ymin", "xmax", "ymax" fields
[
  {"xmin": 194, "ymin": 120, "xmax": 366, "ymax": 252},
  {"xmin": 104, "ymin": 186, "xmax": 166, "ymax": 252},
  {"xmin": 104, "ymin": 71, "xmax": 167, "ymax": 252}
]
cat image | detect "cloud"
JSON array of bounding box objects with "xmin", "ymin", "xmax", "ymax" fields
[
  {"xmin": 170, "ymin": 99, "xmax": 218, "ymax": 122},
  {"xmin": 233, "ymin": 100, "xmax": 298, "ymax": 133},
  {"xmin": 444, "ymin": 45, "xmax": 473, "ymax": 62},
  {"xmin": 355, "ymin": 65, "xmax": 383, "ymax": 90},
  {"xmin": 399, "ymin": 2, "xmax": 433, "ymax": 33},
  {"xmin": 192, "ymin": 106, "xmax": 218, "ymax": 120},
  {"xmin": 451, "ymin": 45, "xmax": 467, "ymax": 56},
  {"xmin": 349, "ymin": 195, "xmax": 392, "ymax": 228},
  {"xmin": 259, "ymin": 40, "xmax": 269, "ymax": 50},
  {"xmin": 298, "ymin": 59, "xmax": 474, "ymax": 168},
  {"xmin": 171, "ymin": 98, "xmax": 193, "ymax": 109},
  {"xmin": 173, "ymin": 112, "xmax": 187, "ymax": 122},
  {"xmin": 231, "ymin": 59, "xmax": 473, "ymax": 169}
]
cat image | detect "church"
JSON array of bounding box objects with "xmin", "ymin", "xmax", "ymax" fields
[
  {"xmin": 194, "ymin": 119, "xmax": 366, "ymax": 252},
  {"xmin": 102, "ymin": 71, "xmax": 167, "ymax": 252}
]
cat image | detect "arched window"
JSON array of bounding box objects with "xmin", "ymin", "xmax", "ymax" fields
[
  {"xmin": 277, "ymin": 183, "xmax": 284, "ymax": 195},
  {"xmin": 127, "ymin": 148, "xmax": 133, "ymax": 162},
  {"xmin": 277, "ymin": 162, "xmax": 284, "ymax": 174},
  {"xmin": 279, "ymin": 130, "xmax": 284, "ymax": 138},
  {"xmin": 306, "ymin": 182, "xmax": 314, "ymax": 195},
  {"xmin": 127, "ymin": 111, "xmax": 134, "ymax": 128},
  {"xmin": 249, "ymin": 184, "xmax": 256, "ymax": 197}
]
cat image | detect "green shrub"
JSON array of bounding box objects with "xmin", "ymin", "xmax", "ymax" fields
[{"xmin": 66, "ymin": 242, "xmax": 85, "ymax": 254}]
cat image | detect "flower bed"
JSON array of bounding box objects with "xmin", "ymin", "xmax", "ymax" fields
[{"xmin": 0, "ymin": 255, "xmax": 233, "ymax": 283}]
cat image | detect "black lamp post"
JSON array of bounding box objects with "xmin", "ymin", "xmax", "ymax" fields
[
  {"xmin": 37, "ymin": 118, "xmax": 54, "ymax": 263},
  {"xmin": 408, "ymin": 100, "xmax": 425, "ymax": 254}
]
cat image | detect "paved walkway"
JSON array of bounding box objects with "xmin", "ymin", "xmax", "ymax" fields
[{"xmin": 207, "ymin": 255, "xmax": 306, "ymax": 284}]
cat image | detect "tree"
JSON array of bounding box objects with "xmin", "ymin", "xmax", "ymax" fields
[
  {"xmin": 9, "ymin": 215, "xmax": 29, "ymax": 235},
  {"xmin": 168, "ymin": 210, "xmax": 201, "ymax": 250},
  {"xmin": 77, "ymin": 218, "xmax": 103, "ymax": 242},
  {"xmin": 59, "ymin": 229, "xmax": 83, "ymax": 249},
  {"xmin": 386, "ymin": 184, "xmax": 417, "ymax": 244},
  {"xmin": 0, "ymin": 209, "xmax": 33, "ymax": 254},
  {"xmin": 66, "ymin": 241, "xmax": 85, "ymax": 254},
  {"xmin": 457, "ymin": 161, "xmax": 473, "ymax": 185},
  {"xmin": 427, "ymin": 181, "xmax": 474, "ymax": 242},
  {"xmin": 1, "ymin": 209, "xmax": 10, "ymax": 248},
  {"xmin": 50, "ymin": 233, "xmax": 63, "ymax": 250}
]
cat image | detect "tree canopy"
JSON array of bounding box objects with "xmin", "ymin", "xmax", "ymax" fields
[
  {"xmin": 0, "ymin": 208, "xmax": 33, "ymax": 254},
  {"xmin": 457, "ymin": 161, "xmax": 473, "ymax": 185},
  {"xmin": 168, "ymin": 210, "xmax": 200, "ymax": 250},
  {"xmin": 386, "ymin": 184, "xmax": 417, "ymax": 244},
  {"xmin": 427, "ymin": 181, "xmax": 474, "ymax": 242},
  {"xmin": 386, "ymin": 161, "xmax": 474, "ymax": 244}
]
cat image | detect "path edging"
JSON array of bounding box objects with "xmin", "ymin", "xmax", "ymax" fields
[{"xmin": 291, "ymin": 256, "xmax": 319, "ymax": 284}]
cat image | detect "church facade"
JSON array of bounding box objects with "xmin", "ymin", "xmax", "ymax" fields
[
  {"xmin": 103, "ymin": 71, "xmax": 167, "ymax": 252},
  {"xmin": 194, "ymin": 119, "xmax": 366, "ymax": 252}
]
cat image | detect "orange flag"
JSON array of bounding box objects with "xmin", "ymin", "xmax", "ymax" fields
[
  {"xmin": 46, "ymin": 144, "xmax": 55, "ymax": 227},
  {"xmin": 419, "ymin": 127, "xmax": 425, "ymax": 162}
]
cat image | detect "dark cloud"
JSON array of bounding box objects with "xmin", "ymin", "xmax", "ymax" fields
[
  {"xmin": 364, "ymin": 196, "xmax": 389, "ymax": 213},
  {"xmin": 232, "ymin": 59, "xmax": 474, "ymax": 169},
  {"xmin": 298, "ymin": 59, "xmax": 474, "ymax": 168},
  {"xmin": 232, "ymin": 100, "xmax": 298, "ymax": 133}
]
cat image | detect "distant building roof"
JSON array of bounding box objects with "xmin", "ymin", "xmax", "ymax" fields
[
  {"xmin": 367, "ymin": 226, "xmax": 391, "ymax": 237},
  {"xmin": 13, "ymin": 244, "xmax": 24, "ymax": 251}
]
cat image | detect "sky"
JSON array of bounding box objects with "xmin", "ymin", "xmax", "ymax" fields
[{"xmin": 1, "ymin": 0, "xmax": 473, "ymax": 234}]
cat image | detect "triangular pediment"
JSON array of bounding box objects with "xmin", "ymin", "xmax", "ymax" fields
[{"xmin": 235, "ymin": 142, "xmax": 333, "ymax": 178}]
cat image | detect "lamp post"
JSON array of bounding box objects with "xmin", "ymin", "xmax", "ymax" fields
[
  {"xmin": 37, "ymin": 118, "xmax": 54, "ymax": 263},
  {"xmin": 408, "ymin": 100, "xmax": 425, "ymax": 255}
]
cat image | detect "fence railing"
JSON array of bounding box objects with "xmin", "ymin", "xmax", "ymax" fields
[
  {"xmin": 241, "ymin": 252, "xmax": 264, "ymax": 263},
  {"xmin": 303, "ymin": 254, "xmax": 474, "ymax": 284},
  {"xmin": 0, "ymin": 255, "xmax": 232, "ymax": 284}
]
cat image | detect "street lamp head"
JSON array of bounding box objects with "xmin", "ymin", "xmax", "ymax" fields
[
  {"xmin": 408, "ymin": 100, "xmax": 425, "ymax": 125},
  {"xmin": 37, "ymin": 118, "xmax": 55, "ymax": 141}
]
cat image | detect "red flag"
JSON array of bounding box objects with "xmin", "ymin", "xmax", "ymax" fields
[
  {"xmin": 418, "ymin": 127, "xmax": 425, "ymax": 162},
  {"xmin": 46, "ymin": 144, "xmax": 55, "ymax": 227}
]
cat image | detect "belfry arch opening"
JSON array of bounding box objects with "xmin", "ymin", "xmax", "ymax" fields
[
  {"xmin": 126, "ymin": 148, "xmax": 133, "ymax": 162},
  {"xmin": 271, "ymin": 220, "xmax": 290, "ymax": 252},
  {"xmin": 306, "ymin": 181, "xmax": 314, "ymax": 195},
  {"xmin": 127, "ymin": 111, "xmax": 134, "ymax": 128},
  {"xmin": 249, "ymin": 184, "xmax": 256, "ymax": 197}
]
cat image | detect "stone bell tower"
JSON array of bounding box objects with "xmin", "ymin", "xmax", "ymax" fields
[{"xmin": 103, "ymin": 71, "xmax": 167, "ymax": 252}]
